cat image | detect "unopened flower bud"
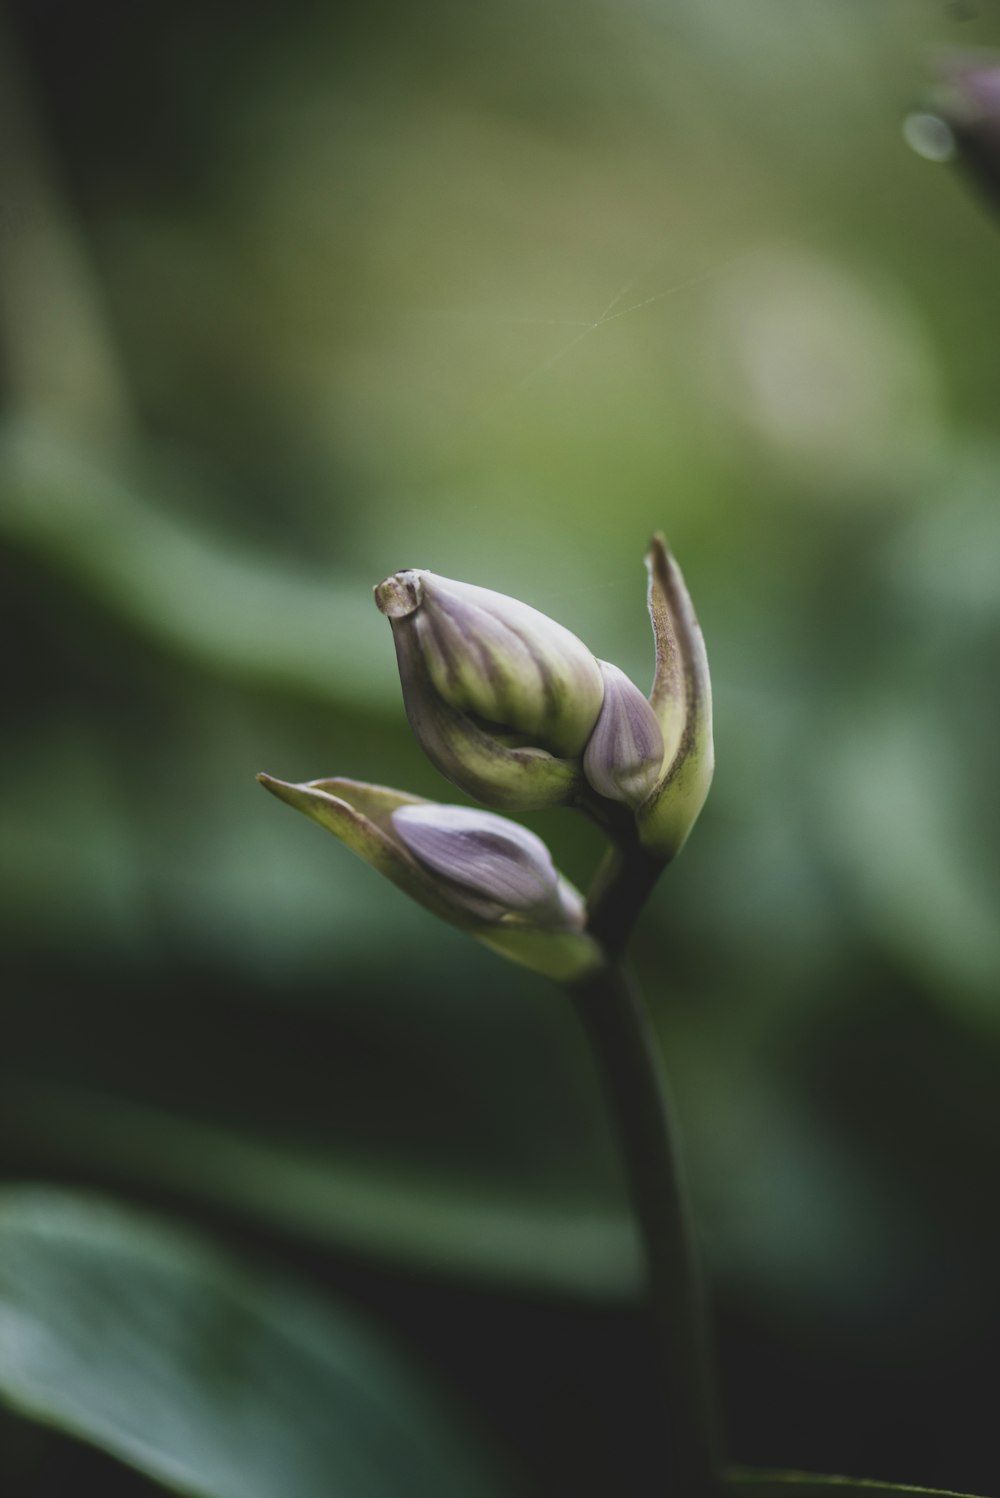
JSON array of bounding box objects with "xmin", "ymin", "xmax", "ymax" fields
[
  {"xmin": 257, "ymin": 773, "xmax": 602, "ymax": 981},
  {"xmin": 374, "ymin": 569, "xmax": 605, "ymax": 810},
  {"xmin": 583, "ymin": 661, "xmax": 665, "ymax": 809}
]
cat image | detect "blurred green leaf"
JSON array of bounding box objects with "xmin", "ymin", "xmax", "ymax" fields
[
  {"xmin": 0, "ymin": 421, "xmax": 389, "ymax": 709},
  {"xmin": 0, "ymin": 1188, "xmax": 518, "ymax": 1498},
  {"xmin": 815, "ymin": 697, "xmax": 1000, "ymax": 1023},
  {"xmin": 726, "ymin": 1469, "xmax": 986, "ymax": 1497},
  {"xmin": 2, "ymin": 1086, "xmax": 639, "ymax": 1300}
]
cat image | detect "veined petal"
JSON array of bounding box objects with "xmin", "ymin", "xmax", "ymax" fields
[
  {"xmin": 391, "ymin": 803, "xmax": 583, "ymax": 926},
  {"xmin": 375, "ymin": 569, "xmax": 605, "ymax": 758},
  {"xmin": 381, "ymin": 608, "xmax": 584, "ymax": 811},
  {"xmin": 583, "ymin": 661, "xmax": 664, "ymax": 808}
]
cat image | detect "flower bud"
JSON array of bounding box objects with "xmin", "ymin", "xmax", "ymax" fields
[
  {"xmin": 940, "ymin": 55, "xmax": 1000, "ymax": 200},
  {"xmin": 257, "ymin": 773, "xmax": 602, "ymax": 981},
  {"xmin": 635, "ymin": 536, "xmax": 714, "ymax": 861},
  {"xmin": 909, "ymin": 53, "xmax": 1000, "ymax": 220},
  {"xmin": 376, "ymin": 571, "xmax": 605, "ymax": 754},
  {"xmin": 374, "ymin": 570, "xmax": 604, "ymax": 810},
  {"xmin": 583, "ymin": 661, "xmax": 665, "ymax": 809}
]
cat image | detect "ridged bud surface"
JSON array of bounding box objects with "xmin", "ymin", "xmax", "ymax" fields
[{"xmin": 375, "ymin": 570, "xmax": 605, "ymax": 758}]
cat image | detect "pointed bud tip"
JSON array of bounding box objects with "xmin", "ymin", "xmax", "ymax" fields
[
  {"xmin": 256, "ymin": 772, "xmax": 312, "ymax": 811},
  {"xmin": 374, "ymin": 571, "xmax": 424, "ymax": 619},
  {"xmin": 646, "ymin": 532, "xmax": 676, "ymax": 583}
]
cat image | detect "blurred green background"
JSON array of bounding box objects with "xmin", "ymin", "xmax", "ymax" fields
[{"xmin": 2, "ymin": 1, "xmax": 1000, "ymax": 1495}]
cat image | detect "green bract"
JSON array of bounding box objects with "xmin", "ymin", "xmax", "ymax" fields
[{"xmin": 634, "ymin": 535, "xmax": 715, "ymax": 861}]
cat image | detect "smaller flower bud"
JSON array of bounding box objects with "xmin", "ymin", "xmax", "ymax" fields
[
  {"xmin": 374, "ymin": 569, "xmax": 605, "ymax": 811},
  {"xmin": 257, "ymin": 773, "xmax": 602, "ymax": 981},
  {"xmin": 582, "ymin": 661, "xmax": 665, "ymax": 809}
]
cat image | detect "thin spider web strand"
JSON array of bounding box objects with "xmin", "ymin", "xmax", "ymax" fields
[
  {"xmin": 589, "ymin": 225, "xmax": 692, "ymax": 327},
  {"xmin": 510, "ymin": 209, "xmax": 843, "ymax": 394},
  {"xmin": 348, "ymin": 304, "xmax": 593, "ymax": 328}
]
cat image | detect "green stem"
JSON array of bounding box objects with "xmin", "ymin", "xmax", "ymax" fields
[{"xmin": 569, "ymin": 855, "xmax": 723, "ymax": 1497}]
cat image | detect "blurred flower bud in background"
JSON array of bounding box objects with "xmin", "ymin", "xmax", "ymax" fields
[{"xmin": 905, "ymin": 51, "xmax": 1000, "ymax": 219}]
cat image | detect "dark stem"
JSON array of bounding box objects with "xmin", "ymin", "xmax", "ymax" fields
[
  {"xmin": 569, "ymin": 854, "xmax": 723, "ymax": 1497},
  {"xmin": 584, "ymin": 841, "xmax": 666, "ymax": 959}
]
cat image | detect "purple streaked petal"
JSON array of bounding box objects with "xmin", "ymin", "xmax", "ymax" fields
[
  {"xmin": 583, "ymin": 661, "xmax": 664, "ymax": 808},
  {"xmin": 374, "ymin": 569, "xmax": 605, "ymax": 758},
  {"xmin": 391, "ymin": 803, "xmax": 562, "ymax": 915}
]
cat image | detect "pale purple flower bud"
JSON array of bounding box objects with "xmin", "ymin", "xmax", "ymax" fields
[
  {"xmin": 946, "ymin": 57, "xmax": 1000, "ymax": 216},
  {"xmin": 377, "ymin": 571, "xmax": 605, "ymax": 757},
  {"xmin": 391, "ymin": 803, "xmax": 584, "ymax": 928},
  {"xmin": 374, "ymin": 569, "xmax": 604, "ymax": 810},
  {"xmin": 582, "ymin": 661, "xmax": 665, "ymax": 809}
]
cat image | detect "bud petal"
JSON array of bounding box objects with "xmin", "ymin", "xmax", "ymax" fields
[
  {"xmin": 637, "ymin": 535, "xmax": 714, "ymax": 860},
  {"xmin": 257, "ymin": 773, "xmax": 601, "ymax": 981},
  {"xmin": 582, "ymin": 661, "xmax": 665, "ymax": 808},
  {"xmin": 391, "ymin": 803, "xmax": 582, "ymax": 926},
  {"xmin": 381, "ymin": 613, "xmax": 583, "ymax": 811}
]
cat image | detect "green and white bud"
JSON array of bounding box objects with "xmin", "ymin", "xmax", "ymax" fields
[
  {"xmin": 374, "ymin": 570, "xmax": 605, "ymax": 811},
  {"xmin": 635, "ymin": 535, "xmax": 714, "ymax": 861},
  {"xmin": 257, "ymin": 773, "xmax": 602, "ymax": 982}
]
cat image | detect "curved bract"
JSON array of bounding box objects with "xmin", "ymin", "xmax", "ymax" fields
[{"xmin": 636, "ymin": 534, "xmax": 715, "ymax": 861}]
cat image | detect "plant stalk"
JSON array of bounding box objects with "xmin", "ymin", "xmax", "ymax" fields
[{"xmin": 570, "ymin": 851, "xmax": 722, "ymax": 1497}]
